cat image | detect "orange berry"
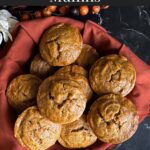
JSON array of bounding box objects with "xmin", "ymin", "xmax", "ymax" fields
[
  {"xmin": 91, "ymin": 6, "xmax": 101, "ymax": 14},
  {"xmin": 34, "ymin": 11, "xmax": 42, "ymax": 18},
  {"xmin": 21, "ymin": 13, "xmax": 30, "ymax": 21},
  {"xmin": 42, "ymin": 8, "xmax": 52, "ymax": 17},
  {"xmin": 79, "ymin": 6, "xmax": 89, "ymax": 16},
  {"xmin": 46, "ymin": 6, "xmax": 57, "ymax": 12},
  {"xmin": 59, "ymin": 6, "xmax": 69, "ymax": 15}
]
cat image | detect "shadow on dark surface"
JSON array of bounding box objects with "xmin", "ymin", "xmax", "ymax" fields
[{"xmin": 102, "ymin": 6, "xmax": 150, "ymax": 65}]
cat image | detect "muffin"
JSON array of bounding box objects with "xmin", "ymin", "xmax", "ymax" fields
[
  {"xmin": 6, "ymin": 74, "xmax": 42, "ymax": 112},
  {"xmin": 55, "ymin": 65, "xmax": 88, "ymax": 77},
  {"xmin": 58, "ymin": 115, "xmax": 97, "ymax": 149},
  {"xmin": 88, "ymin": 94, "xmax": 139, "ymax": 144},
  {"xmin": 30, "ymin": 54, "xmax": 54, "ymax": 78},
  {"xmin": 89, "ymin": 54, "xmax": 136, "ymax": 96},
  {"xmin": 37, "ymin": 76, "xmax": 86, "ymax": 124},
  {"xmin": 76, "ymin": 44, "xmax": 99, "ymax": 68},
  {"xmin": 63, "ymin": 74, "xmax": 93, "ymax": 101},
  {"xmin": 39, "ymin": 23, "xmax": 82, "ymax": 66},
  {"xmin": 14, "ymin": 106, "xmax": 61, "ymax": 150},
  {"xmin": 55, "ymin": 67, "xmax": 92, "ymax": 101}
]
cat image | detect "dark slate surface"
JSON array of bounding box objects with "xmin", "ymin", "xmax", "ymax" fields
[
  {"xmin": 102, "ymin": 7, "xmax": 150, "ymax": 150},
  {"xmin": 69, "ymin": 6, "xmax": 150, "ymax": 150}
]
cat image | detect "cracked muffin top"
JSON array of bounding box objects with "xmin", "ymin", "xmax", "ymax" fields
[
  {"xmin": 39, "ymin": 23, "xmax": 82, "ymax": 66},
  {"xmin": 76, "ymin": 44, "xmax": 99, "ymax": 68},
  {"xmin": 37, "ymin": 76, "xmax": 86, "ymax": 124},
  {"xmin": 89, "ymin": 54, "xmax": 136, "ymax": 96},
  {"xmin": 14, "ymin": 106, "xmax": 61, "ymax": 150},
  {"xmin": 58, "ymin": 115, "xmax": 97, "ymax": 149},
  {"xmin": 55, "ymin": 64, "xmax": 88, "ymax": 77},
  {"xmin": 55, "ymin": 68, "xmax": 92, "ymax": 101},
  {"xmin": 30, "ymin": 54, "xmax": 54, "ymax": 78},
  {"xmin": 6, "ymin": 74, "xmax": 42, "ymax": 113},
  {"xmin": 88, "ymin": 94, "xmax": 139, "ymax": 144}
]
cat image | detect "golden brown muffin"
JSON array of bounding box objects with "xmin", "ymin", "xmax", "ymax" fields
[
  {"xmin": 76, "ymin": 44, "xmax": 99, "ymax": 68},
  {"xmin": 60, "ymin": 74, "xmax": 93, "ymax": 101},
  {"xmin": 55, "ymin": 66, "xmax": 92, "ymax": 101},
  {"xmin": 30, "ymin": 54, "xmax": 54, "ymax": 78},
  {"xmin": 6, "ymin": 74, "xmax": 42, "ymax": 112},
  {"xmin": 88, "ymin": 94, "xmax": 139, "ymax": 144},
  {"xmin": 58, "ymin": 115, "xmax": 97, "ymax": 149},
  {"xmin": 14, "ymin": 106, "xmax": 61, "ymax": 150},
  {"xmin": 39, "ymin": 23, "xmax": 82, "ymax": 66},
  {"xmin": 55, "ymin": 65, "xmax": 88, "ymax": 77},
  {"xmin": 37, "ymin": 76, "xmax": 86, "ymax": 124},
  {"xmin": 89, "ymin": 54, "xmax": 136, "ymax": 96}
]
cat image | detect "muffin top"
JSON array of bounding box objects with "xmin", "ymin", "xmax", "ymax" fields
[
  {"xmin": 39, "ymin": 23, "xmax": 82, "ymax": 66},
  {"xmin": 89, "ymin": 54, "xmax": 136, "ymax": 96},
  {"xmin": 30, "ymin": 54, "xmax": 54, "ymax": 78},
  {"xmin": 62, "ymin": 74, "xmax": 93, "ymax": 101},
  {"xmin": 55, "ymin": 70, "xmax": 92, "ymax": 101},
  {"xmin": 6, "ymin": 74, "xmax": 41, "ymax": 112},
  {"xmin": 14, "ymin": 106, "xmax": 61, "ymax": 150},
  {"xmin": 37, "ymin": 76, "xmax": 86, "ymax": 124},
  {"xmin": 55, "ymin": 64, "xmax": 88, "ymax": 77},
  {"xmin": 88, "ymin": 94, "xmax": 139, "ymax": 144},
  {"xmin": 58, "ymin": 115, "xmax": 97, "ymax": 149},
  {"xmin": 76, "ymin": 44, "xmax": 99, "ymax": 68}
]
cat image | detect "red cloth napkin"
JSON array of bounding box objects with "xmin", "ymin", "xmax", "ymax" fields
[{"xmin": 0, "ymin": 17, "xmax": 150, "ymax": 150}]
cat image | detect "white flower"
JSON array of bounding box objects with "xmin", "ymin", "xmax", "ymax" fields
[{"xmin": 0, "ymin": 9, "xmax": 18, "ymax": 45}]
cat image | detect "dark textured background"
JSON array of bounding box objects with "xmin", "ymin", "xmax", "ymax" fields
[
  {"xmin": 101, "ymin": 6, "xmax": 150, "ymax": 150},
  {"xmin": 70, "ymin": 6, "xmax": 150, "ymax": 150},
  {"xmin": 103, "ymin": 7, "xmax": 150, "ymax": 150}
]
